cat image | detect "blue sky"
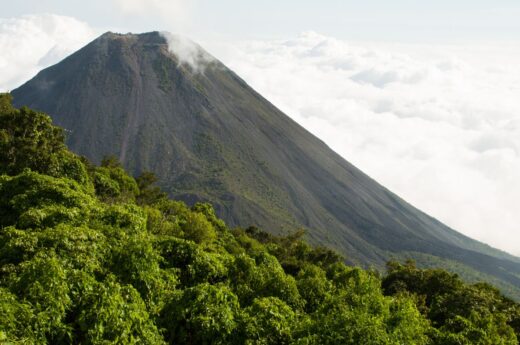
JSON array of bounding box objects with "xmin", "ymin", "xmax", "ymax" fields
[{"xmin": 4, "ymin": 0, "xmax": 520, "ymax": 42}]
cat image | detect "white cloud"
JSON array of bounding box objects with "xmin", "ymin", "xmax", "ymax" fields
[
  {"xmin": 161, "ymin": 32, "xmax": 215, "ymax": 72},
  {"xmin": 215, "ymin": 32, "xmax": 520, "ymax": 256},
  {"xmin": 0, "ymin": 14, "xmax": 97, "ymax": 91}
]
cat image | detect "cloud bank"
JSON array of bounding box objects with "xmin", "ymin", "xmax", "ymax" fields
[
  {"xmin": 0, "ymin": 14, "xmax": 96, "ymax": 91},
  {"xmin": 217, "ymin": 32, "xmax": 520, "ymax": 256}
]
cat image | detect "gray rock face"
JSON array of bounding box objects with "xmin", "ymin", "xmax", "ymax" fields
[{"xmin": 12, "ymin": 31, "xmax": 520, "ymax": 297}]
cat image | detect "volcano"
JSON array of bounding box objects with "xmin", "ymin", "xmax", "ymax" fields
[{"xmin": 12, "ymin": 31, "xmax": 520, "ymax": 298}]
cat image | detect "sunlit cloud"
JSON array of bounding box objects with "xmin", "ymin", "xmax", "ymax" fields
[{"xmin": 0, "ymin": 14, "xmax": 97, "ymax": 91}]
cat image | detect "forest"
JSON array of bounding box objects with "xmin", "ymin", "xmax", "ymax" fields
[{"xmin": 1, "ymin": 93, "xmax": 519, "ymax": 344}]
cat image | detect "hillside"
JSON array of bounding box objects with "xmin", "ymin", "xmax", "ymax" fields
[
  {"xmin": 1, "ymin": 94, "xmax": 519, "ymax": 344},
  {"xmin": 11, "ymin": 31, "xmax": 520, "ymax": 297}
]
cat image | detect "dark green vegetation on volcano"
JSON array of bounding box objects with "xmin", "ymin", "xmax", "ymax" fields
[
  {"xmin": 1, "ymin": 94, "xmax": 520, "ymax": 344},
  {"xmin": 11, "ymin": 32, "xmax": 520, "ymax": 299}
]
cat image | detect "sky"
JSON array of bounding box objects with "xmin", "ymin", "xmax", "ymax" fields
[
  {"xmin": 4, "ymin": 0, "xmax": 520, "ymax": 42},
  {"xmin": 1, "ymin": 1, "xmax": 520, "ymax": 255}
]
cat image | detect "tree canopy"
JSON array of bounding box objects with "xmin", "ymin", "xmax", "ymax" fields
[{"xmin": 0, "ymin": 93, "xmax": 519, "ymax": 344}]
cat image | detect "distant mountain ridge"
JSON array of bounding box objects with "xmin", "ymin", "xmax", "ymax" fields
[{"xmin": 11, "ymin": 31, "xmax": 520, "ymax": 298}]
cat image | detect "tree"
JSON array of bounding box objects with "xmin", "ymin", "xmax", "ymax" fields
[
  {"xmin": 296, "ymin": 264, "xmax": 332, "ymax": 313},
  {"xmin": 238, "ymin": 297, "xmax": 296, "ymax": 345},
  {"xmin": 0, "ymin": 95, "xmax": 89, "ymax": 184},
  {"xmin": 0, "ymin": 93, "xmax": 14, "ymax": 113},
  {"xmin": 136, "ymin": 171, "xmax": 167, "ymax": 206},
  {"xmin": 161, "ymin": 283, "xmax": 240, "ymax": 344},
  {"xmin": 93, "ymin": 165, "xmax": 139, "ymax": 203},
  {"xmin": 76, "ymin": 276, "xmax": 165, "ymax": 344},
  {"xmin": 0, "ymin": 171, "xmax": 96, "ymax": 229},
  {"xmin": 182, "ymin": 212, "xmax": 217, "ymax": 244},
  {"xmin": 0, "ymin": 100, "xmax": 64, "ymax": 174}
]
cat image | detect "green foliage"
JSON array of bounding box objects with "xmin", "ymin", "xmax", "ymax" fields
[
  {"xmin": 0, "ymin": 94, "xmax": 89, "ymax": 185},
  {"xmin": 0, "ymin": 101, "xmax": 518, "ymax": 344},
  {"xmin": 181, "ymin": 211, "xmax": 217, "ymax": 244},
  {"xmin": 296, "ymin": 264, "xmax": 332, "ymax": 313},
  {"xmin": 244, "ymin": 227, "xmax": 343, "ymax": 275},
  {"xmin": 192, "ymin": 202, "xmax": 227, "ymax": 231},
  {"xmin": 184, "ymin": 250, "xmax": 231, "ymax": 286},
  {"xmin": 0, "ymin": 93, "xmax": 14, "ymax": 113},
  {"xmin": 0, "ymin": 287, "xmax": 34, "ymax": 343},
  {"xmin": 109, "ymin": 234, "xmax": 176, "ymax": 309},
  {"xmin": 383, "ymin": 260, "xmax": 520, "ymax": 344},
  {"xmin": 93, "ymin": 164, "xmax": 139, "ymax": 203},
  {"xmin": 0, "ymin": 171, "xmax": 96, "ymax": 229},
  {"xmin": 239, "ymin": 297, "xmax": 296, "ymax": 345},
  {"xmin": 230, "ymin": 252, "xmax": 303, "ymax": 310},
  {"xmin": 76, "ymin": 276, "xmax": 165, "ymax": 344},
  {"xmin": 399, "ymin": 251, "xmax": 520, "ymax": 302},
  {"xmin": 100, "ymin": 203, "xmax": 146, "ymax": 233},
  {"xmin": 136, "ymin": 171, "xmax": 167, "ymax": 206},
  {"xmin": 161, "ymin": 283, "xmax": 240, "ymax": 344},
  {"xmin": 295, "ymin": 274, "xmax": 430, "ymax": 345},
  {"xmin": 1, "ymin": 252, "xmax": 72, "ymax": 343}
]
